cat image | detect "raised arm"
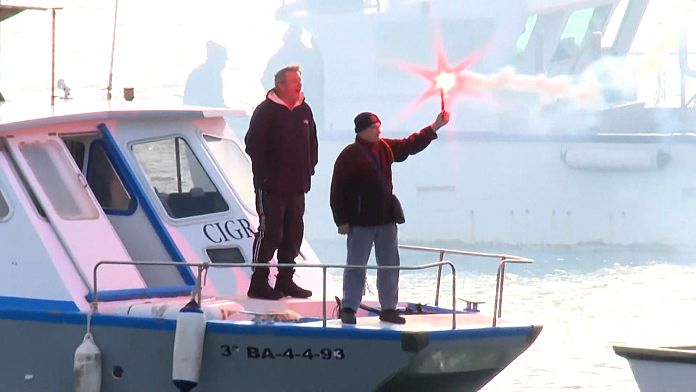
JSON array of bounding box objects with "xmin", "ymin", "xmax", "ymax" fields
[{"xmin": 386, "ymin": 111, "xmax": 450, "ymax": 162}]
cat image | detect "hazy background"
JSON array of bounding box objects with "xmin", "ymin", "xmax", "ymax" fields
[{"xmin": 2, "ymin": 2, "xmax": 696, "ymax": 391}]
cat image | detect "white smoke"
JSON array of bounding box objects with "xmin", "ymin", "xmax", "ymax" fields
[{"xmin": 460, "ymin": 67, "xmax": 603, "ymax": 107}]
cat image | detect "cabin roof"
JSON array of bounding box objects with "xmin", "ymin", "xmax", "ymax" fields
[
  {"xmin": 0, "ymin": 4, "xmax": 51, "ymax": 22},
  {"xmin": 0, "ymin": 106, "xmax": 246, "ymax": 133}
]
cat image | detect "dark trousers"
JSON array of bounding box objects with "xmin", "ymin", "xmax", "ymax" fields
[{"xmin": 252, "ymin": 189, "xmax": 305, "ymax": 277}]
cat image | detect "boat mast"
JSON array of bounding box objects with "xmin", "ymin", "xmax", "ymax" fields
[
  {"xmin": 106, "ymin": 0, "xmax": 119, "ymax": 100},
  {"xmin": 51, "ymin": 8, "xmax": 56, "ymax": 105}
]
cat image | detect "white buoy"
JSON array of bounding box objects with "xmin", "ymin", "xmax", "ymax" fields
[
  {"xmin": 172, "ymin": 299, "xmax": 207, "ymax": 392},
  {"xmin": 74, "ymin": 332, "xmax": 102, "ymax": 392}
]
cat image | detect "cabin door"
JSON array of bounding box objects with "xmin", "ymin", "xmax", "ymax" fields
[{"xmin": 4, "ymin": 134, "xmax": 144, "ymax": 291}]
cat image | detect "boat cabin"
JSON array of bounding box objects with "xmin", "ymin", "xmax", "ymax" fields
[{"xmin": 0, "ymin": 108, "xmax": 324, "ymax": 312}]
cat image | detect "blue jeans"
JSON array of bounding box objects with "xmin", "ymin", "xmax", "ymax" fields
[{"xmin": 342, "ymin": 224, "xmax": 400, "ymax": 311}]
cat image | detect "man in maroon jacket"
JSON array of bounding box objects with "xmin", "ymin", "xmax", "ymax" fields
[
  {"xmin": 245, "ymin": 65, "xmax": 318, "ymax": 300},
  {"xmin": 330, "ymin": 110, "xmax": 449, "ymax": 324}
]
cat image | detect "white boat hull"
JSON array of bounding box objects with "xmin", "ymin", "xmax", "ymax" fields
[
  {"xmin": 306, "ymin": 138, "xmax": 696, "ymax": 246},
  {"xmin": 1, "ymin": 308, "xmax": 541, "ymax": 391},
  {"xmin": 614, "ymin": 345, "xmax": 696, "ymax": 392}
]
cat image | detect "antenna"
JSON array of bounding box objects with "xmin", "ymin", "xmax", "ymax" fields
[
  {"xmin": 106, "ymin": 0, "xmax": 119, "ymax": 100},
  {"xmin": 51, "ymin": 8, "xmax": 56, "ymax": 105}
]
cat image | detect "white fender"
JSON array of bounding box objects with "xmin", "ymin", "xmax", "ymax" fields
[
  {"xmin": 74, "ymin": 332, "xmax": 102, "ymax": 392},
  {"xmin": 172, "ymin": 299, "xmax": 207, "ymax": 392}
]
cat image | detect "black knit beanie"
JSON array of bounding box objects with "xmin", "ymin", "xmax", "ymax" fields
[{"xmin": 354, "ymin": 112, "xmax": 381, "ymax": 133}]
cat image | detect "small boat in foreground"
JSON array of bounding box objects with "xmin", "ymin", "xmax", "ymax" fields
[
  {"xmin": 0, "ymin": 106, "xmax": 540, "ymax": 391},
  {"xmin": 613, "ymin": 344, "xmax": 696, "ymax": 392}
]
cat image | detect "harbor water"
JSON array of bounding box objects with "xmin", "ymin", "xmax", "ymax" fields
[
  {"xmin": 3, "ymin": 1, "xmax": 696, "ymax": 390},
  {"xmin": 316, "ymin": 241, "xmax": 696, "ymax": 392}
]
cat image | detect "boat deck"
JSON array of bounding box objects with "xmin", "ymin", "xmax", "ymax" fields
[
  {"xmin": 300, "ymin": 312, "xmax": 510, "ymax": 331},
  {"xmin": 100, "ymin": 294, "xmax": 529, "ymax": 332}
]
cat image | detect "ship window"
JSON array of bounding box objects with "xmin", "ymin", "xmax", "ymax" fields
[
  {"xmin": 87, "ymin": 141, "xmax": 133, "ymax": 212},
  {"xmin": 0, "ymin": 187, "xmax": 9, "ymax": 219},
  {"xmin": 552, "ymin": 7, "xmax": 595, "ymax": 61},
  {"xmin": 20, "ymin": 140, "xmax": 99, "ymax": 220},
  {"xmin": 561, "ymin": 8, "xmax": 595, "ymax": 46},
  {"xmin": 132, "ymin": 137, "xmax": 229, "ymax": 219},
  {"xmin": 206, "ymin": 247, "xmax": 246, "ymax": 264},
  {"xmin": 63, "ymin": 140, "xmax": 86, "ymax": 171},
  {"xmin": 601, "ymin": 0, "xmax": 628, "ymax": 48},
  {"xmin": 203, "ymin": 135, "xmax": 255, "ymax": 213},
  {"xmin": 516, "ymin": 14, "xmax": 538, "ymax": 53}
]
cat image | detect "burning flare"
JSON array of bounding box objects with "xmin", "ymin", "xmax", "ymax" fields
[{"xmin": 395, "ymin": 29, "xmax": 603, "ymax": 117}]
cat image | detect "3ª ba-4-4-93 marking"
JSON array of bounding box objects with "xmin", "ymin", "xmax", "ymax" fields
[{"xmin": 220, "ymin": 345, "xmax": 345, "ymax": 360}]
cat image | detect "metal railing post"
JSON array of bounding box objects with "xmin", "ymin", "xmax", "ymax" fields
[
  {"xmin": 492, "ymin": 260, "xmax": 501, "ymax": 327},
  {"xmin": 498, "ymin": 261, "xmax": 506, "ymax": 318},
  {"xmin": 322, "ymin": 267, "xmax": 327, "ymax": 327},
  {"xmin": 435, "ymin": 250, "xmax": 444, "ymax": 306}
]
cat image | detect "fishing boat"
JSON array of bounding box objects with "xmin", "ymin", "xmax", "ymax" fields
[
  {"xmin": 0, "ymin": 105, "xmax": 540, "ymax": 391},
  {"xmin": 613, "ymin": 345, "xmax": 696, "ymax": 392},
  {"xmin": 273, "ymin": 0, "xmax": 696, "ymax": 247}
]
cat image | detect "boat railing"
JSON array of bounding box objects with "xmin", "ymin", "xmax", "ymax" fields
[
  {"xmin": 398, "ymin": 245, "xmax": 533, "ymax": 327},
  {"xmin": 91, "ymin": 260, "xmax": 461, "ymax": 328},
  {"xmin": 277, "ymin": 0, "xmax": 384, "ymax": 17}
]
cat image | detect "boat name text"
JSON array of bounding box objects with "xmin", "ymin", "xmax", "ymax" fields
[{"xmin": 203, "ymin": 219, "xmax": 254, "ymax": 243}]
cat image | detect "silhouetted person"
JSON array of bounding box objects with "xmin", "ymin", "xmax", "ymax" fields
[
  {"xmin": 183, "ymin": 41, "xmax": 227, "ymax": 107},
  {"xmin": 263, "ymin": 25, "xmax": 324, "ymax": 129}
]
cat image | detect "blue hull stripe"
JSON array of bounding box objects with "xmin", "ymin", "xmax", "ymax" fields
[
  {"xmin": 85, "ymin": 285, "xmax": 194, "ymax": 303},
  {"xmin": 0, "ymin": 296, "xmax": 79, "ymax": 312}
]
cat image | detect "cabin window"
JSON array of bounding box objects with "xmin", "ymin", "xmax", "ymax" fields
[
  {"xmin": 202, "ymin": 135, "xmax": 255, "ymax": 212},
  {"xmin": 0, "ymin": 187, "xmax": 9, "ymax": 219},
  {"xmin": 561, "ymin": 8, "xmax": 595, "ymax": 46},
  {"xmin": 601, "ymin": 0, "xmax": 628, "ymax": 49},
  {"xmin": 19, "ymin": 140, "xmax": 100, "ymax": 220},
  {"xmin": 206, "ymin": 247, "xmax": 246, "ymax": 264},
  {"xmin": 63, "ymin": 140, "xmax": 86, "ymax": 171},
  {"xmin": 552, "ymin": 8, "xmax": 595, "ymax": 61},
  {"xmin": 516, "ymin": 15, "xmax": 538, "ymax": 53},
  {"xmin": 132, "ymin": 137, "xmax": 229, "ymax": 219},
  {"xmin": 87, "ymin": 141, "xmax": 133, "ymax": 212}
]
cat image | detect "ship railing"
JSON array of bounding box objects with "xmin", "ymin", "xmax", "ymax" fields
[
  {"xmin": 91, "ymin": 260, "xmax": 457, "ymax": 327},
  {"xmin": 278, "ymin": 0, "xmax": 385, "ymax": 15},
  {"xmin": 398, "ymin": 245, "xmax": 533, "ymax": 327},
  {"xmin": 90, "ymin": 253, "xmax": 528, "ymax": 329}
]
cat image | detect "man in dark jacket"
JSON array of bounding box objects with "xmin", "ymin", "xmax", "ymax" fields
[
  {"xmin": 245, "ymin": 65, "xmax": 318, "ymax": 300},
  {"xmin": 330, "ymin": 110, "xmax": 449, "ymax": 324}
]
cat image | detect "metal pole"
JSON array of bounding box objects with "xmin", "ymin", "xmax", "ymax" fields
[
  {"xmin": 498, "ymin": 261, "xmax": 506, "ymax": 317},
  {"xmin": 450, "ymin": 263, "xmax": 456, "ymax": 329},
  {"xmin": 196, "ymin": 265, "xmax": 203, "ymax": 304},
  {"xmin": 492, "ymin": 259, "xmax": 504, "ymax": 327},
  {"xmin": 175, "ymin": 138, "xmax": 182, "ymax": 193},
  {"xmin": 322, "ymin": 267, "xmax": 327, "ymax": 327},
  {"xmin": 0, "ymin": 20, "xmax": 3, "ymax": 102},
  {"xmin": 51, "ymin": 8, "xmax": 56, "ymax": 106},
  {"xmin": 434, "ymin": 250, "xmax": 444, "ymax": 306},
  {"xmin": 107, "ymin": 0, "xmax": 119, "ymax": 100}
]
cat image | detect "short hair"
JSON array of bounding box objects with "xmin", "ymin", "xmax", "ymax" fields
[{"xmin": 274, "ymin": 65, "xmax": 301, "ymax": 87}]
